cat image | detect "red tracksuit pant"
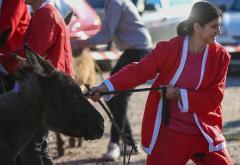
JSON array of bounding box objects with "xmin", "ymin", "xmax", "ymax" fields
[{"xmin": 147, "ymin": 125, "xmax": 233, "ymax": 165}]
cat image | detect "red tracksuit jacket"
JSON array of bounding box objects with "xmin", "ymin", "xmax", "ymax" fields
[
  {"xmin": 107, "ymin": 36, "xmax": 230, "ymax": 155},
  {"xmin": 0, "ymin": 0, "xmax": 30, "ymax": 53},
  {"xmin": 0, "ymin": 3, "xmax": 74, "ymax": 77}
]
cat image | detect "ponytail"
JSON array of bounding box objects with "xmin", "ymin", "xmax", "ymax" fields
[{"xmin": 177, "ymin": 20, "xmax": 189, "ymax": 36}]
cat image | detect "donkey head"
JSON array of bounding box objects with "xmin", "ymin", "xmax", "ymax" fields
[{"xmin": 24, "ymin": 45, "xmax": 104, "ymax": 140}]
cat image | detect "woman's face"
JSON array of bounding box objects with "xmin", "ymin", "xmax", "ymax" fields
[{"xmin": 198, "ymin": 17, "xmax": 221, "ymax": 44}]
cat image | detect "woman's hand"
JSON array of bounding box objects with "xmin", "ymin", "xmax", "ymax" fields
[
  {"xmin": 87, "ymin": 83, "xmax": 109, "ymax": 102},
  {"xmin": 161, "ymin": 85, "xmax": 180, "ymax": 100}
]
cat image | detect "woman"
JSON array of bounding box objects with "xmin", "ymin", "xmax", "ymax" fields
[{"xmin": 89, "ymin": 1, "xmax": 233, "ymax": 164}]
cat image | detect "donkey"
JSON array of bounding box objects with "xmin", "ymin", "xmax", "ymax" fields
[{"xmin": 0, "ymin": 46, "xmax": 104, "ymax": 165}]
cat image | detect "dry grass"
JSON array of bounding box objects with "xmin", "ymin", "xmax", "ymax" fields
[{"xmin": 73, "ymin": 48, "xmax": 97, "ymax": 90}]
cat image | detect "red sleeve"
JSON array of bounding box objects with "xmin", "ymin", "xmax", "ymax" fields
[
  {"xmin": 17, "ymin": 7, "xmax": 57, "ymax": 57},
  {"xmin": 186, "ymin": 50, "xmax": 230, "ymax": 114},
  {"xmin": 109, "ymin": 42, "xmax": 170, "ymax": 90},
  {"xmin": 0, "ymin": 0, "xmax": 27, "ymax": 41}
]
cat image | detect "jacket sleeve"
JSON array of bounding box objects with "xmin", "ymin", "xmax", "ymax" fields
[
  {"xmin": 179, "ymin": 50, "xmax": 230, "ymax": 114},
  {"xmin": 18, "ymin": 9, "xmax": 57, "ymax": 57},
  {"xmin": 0, "ymin": 0, "xmax": 27, "ymax": 43},
  {"xmin": 109, "ymin": 42, "xmax": 169, "ymax": 90}
]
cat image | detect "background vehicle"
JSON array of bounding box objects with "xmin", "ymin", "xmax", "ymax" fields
[{"xmin": 208, "ymin": 0, "xmax": 240, "ymax": 71}]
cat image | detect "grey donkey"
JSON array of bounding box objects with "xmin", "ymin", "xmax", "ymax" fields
[{"xmin": 0, "ymin": 46, "xmax": 104, "ymax": 165}]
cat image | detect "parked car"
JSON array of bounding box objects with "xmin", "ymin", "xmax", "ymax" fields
[
  {"xmin": 87, "ymin": 0, "xmax": 198, "ymax": 45},
  {"xmin": 208, "ymin": 0, "xmax": 240, "ymax": 70}
]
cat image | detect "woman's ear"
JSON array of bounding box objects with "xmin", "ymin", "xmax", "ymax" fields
[{"xmin": 193, "ymin": 22, "xmax": 201, "ymax": 33}]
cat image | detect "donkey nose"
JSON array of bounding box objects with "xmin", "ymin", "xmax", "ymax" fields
[{"xmin": 84, "ymin": 119, "xmax": 104, "ymax": 140}]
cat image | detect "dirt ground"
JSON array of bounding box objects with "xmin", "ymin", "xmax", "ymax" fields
[{"xmin": 49, "ymin": 73, "xmax": 240, "ymax": 165}]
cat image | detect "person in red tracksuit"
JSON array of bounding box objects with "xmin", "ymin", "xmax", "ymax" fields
[
  {"xmin": 0, "ymin": 0, "xmax": 30, "ymax": 54},
  {"xmin": 88, "ymin": 2, "xmax": 233, "ymax": 165},
  {"xmin": 0, "ymin": 0, "xmax": 74, "ymax": 164}
]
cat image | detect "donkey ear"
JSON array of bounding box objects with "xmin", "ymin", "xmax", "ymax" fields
[{"xmin": 24, "ymin": 44, "xmax": 55, "ymax": 75}]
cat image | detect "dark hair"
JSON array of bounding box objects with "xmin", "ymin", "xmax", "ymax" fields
[{"xmin": 177, "ymin": 1, "xmax": 222, "ymax": 36}]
